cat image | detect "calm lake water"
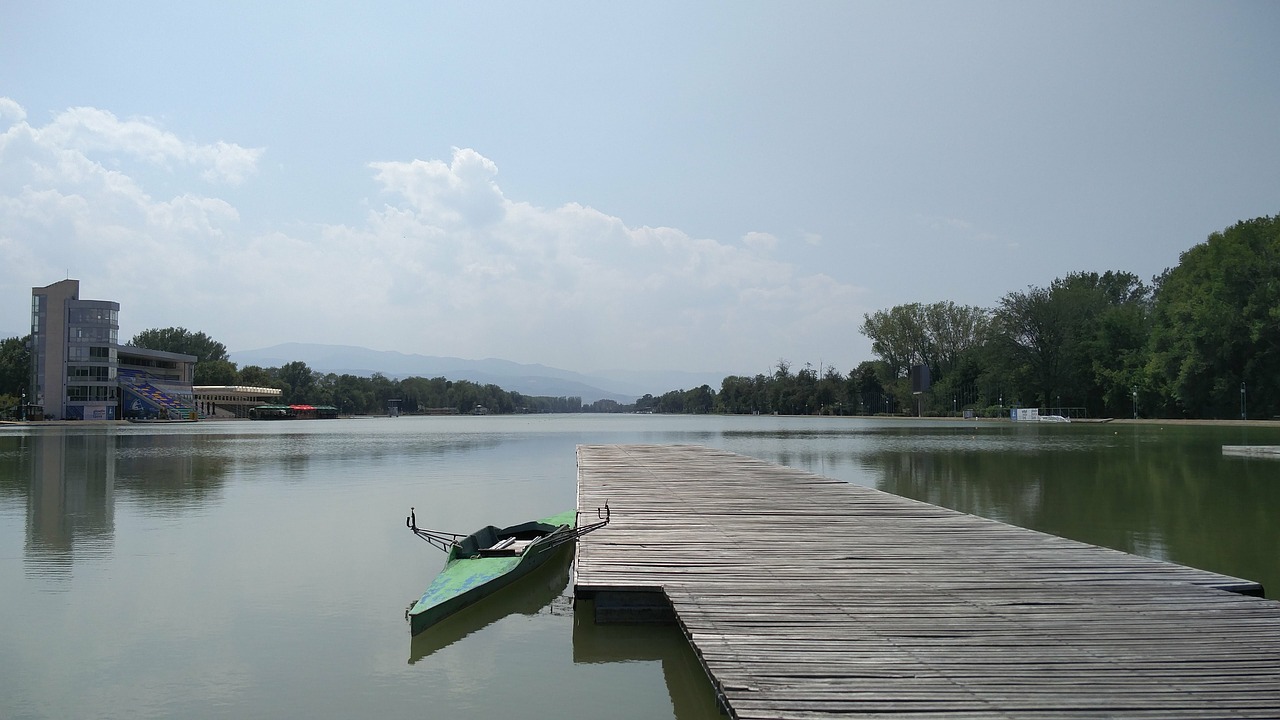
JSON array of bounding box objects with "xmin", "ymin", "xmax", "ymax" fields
[{"xmin": 2, "ymin": 415, "xmax": 1278, "ymax": 719}]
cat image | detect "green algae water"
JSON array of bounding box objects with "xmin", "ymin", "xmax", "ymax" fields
[{"xmin": 1, "ymin": 415, "xmax": 1277, "ymax": 719}]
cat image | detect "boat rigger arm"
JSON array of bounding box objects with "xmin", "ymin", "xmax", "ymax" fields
[
  {"xmin": 541, "ymin": 503, "xmax": 611, "ymax": 552},
  {"xmin": 406, "ymin": 507, "xmax": 468, "ymax": 553}
]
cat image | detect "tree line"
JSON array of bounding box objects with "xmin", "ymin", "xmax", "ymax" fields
[
  {"xmin": 2, "ymin": 215, "xmax": 1276, "ymax": 420},
  {"xmin": 231, "ymin": 362, "xmax": 585, "ymax": 415},
  {"xmin": 635, "ymin": 215, "xmax": 1279, "ymax": 419},
  {"xmin": 850, "ymin": 215, "xmax": 1279, "ymax": 419},
  {"xmin": 0, "ymin": 327, "xmax": 584, "ymax": 417},
  {"xmin": 133, "ymin": 331, "xmax": 585, "ymax": 415}
]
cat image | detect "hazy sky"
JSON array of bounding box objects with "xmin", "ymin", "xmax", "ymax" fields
[{"xmin": 2, "ymin": 2, "xmax": 1277, "ymax": 377}]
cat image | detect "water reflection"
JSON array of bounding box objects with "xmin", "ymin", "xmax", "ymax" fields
[
  {"xmin": 1, "ymin": 429, "xmax": 240, "ymax": 591},
  {"xmin": 24, "ymin": 431, "xmax": 116, "ymax": 590},
  {"xmin": 573, "ymin": 602, "xmax": 723, "ymax": 720},
  {"xmin": 0, "ymin": 416, "xmax": 1275, "ymax": 720},
  {"xmin": 720, "ymin": 420, "xmax": 1279, "ymax": 599},
  {"xmin": 857, "ymin": 424, "xmax": 1280, "ymax": 598},
  {"xmin": 408, "ymin": 546, "xmax": 574, "ymax": 663},
  {"xmin": 114, "ymin": 432, "xmax": 232, "ymax": 513}
]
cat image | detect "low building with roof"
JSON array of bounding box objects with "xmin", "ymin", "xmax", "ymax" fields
[{"xmin": 193, "ymin": 386, "xmax": 284, "ymax": 419}]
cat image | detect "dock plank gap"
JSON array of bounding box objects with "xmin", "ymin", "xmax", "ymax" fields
[{"xmin": 574, "ymin": 444, "xmax": 1280, "ymax": 720}]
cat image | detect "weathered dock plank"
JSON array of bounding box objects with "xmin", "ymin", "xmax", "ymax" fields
[{"xmin": 575, "ymin": 444, "xmax": 1280, "ymax": 719}]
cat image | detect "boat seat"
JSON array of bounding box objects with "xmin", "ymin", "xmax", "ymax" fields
[
  {"xmin": 477, "ymin": 539, "xmax": 534, "ymax": 557},
  {"xmin": 456, "ymin": 526, "xmax": 502, "ymax": 557}
]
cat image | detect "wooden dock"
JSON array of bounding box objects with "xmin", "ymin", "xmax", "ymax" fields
[
  {"xmin": 574, "ymin": 444, "xmax": 1280, "ymax": 719},
  {"xmin": 1223, "ymin": 445, "xmax": 1280, "ymax": 458}
]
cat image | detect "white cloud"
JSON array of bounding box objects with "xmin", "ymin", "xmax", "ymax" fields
[
  {"xmin": 0, "ymin": 98, "xmax": 870, "ymax": 374},
  {"xmin": 355, "ymin": 156, "xmax": 870, "ymax": 370},
  {"xmin": 30, "ymin": 103, "xmax": 262, "ymax": 185},
  {"xmin": 742, "ymin": 231, "xmax": 778, "ymax": 251},
  {"xmin": 370, "ymin": 148, "xmax": 505, "ymax": 227},
  {"xmin": 0, "ymin": 97, "xmax": 26, "ymax": 126}
]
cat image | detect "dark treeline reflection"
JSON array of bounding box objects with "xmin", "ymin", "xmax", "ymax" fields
[
  {"xmin": 864, "ymin": 424, "xmax": 1280, "ymax": 598},
  {"xmin": 114, "ymin": 433, "xmax": 231, "ymax": 512},
  {"xmin": 0, "ymin": 425, "xmax": 524, "ymax": 590}
]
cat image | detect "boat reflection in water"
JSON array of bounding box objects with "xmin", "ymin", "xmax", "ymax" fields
[
  {"xmin": 408, "ymin": 543, "xmax": 574, "ymax": 663},
  {"xmin": 408, "ymin": 542, "xmax": 723, "ymax": 719}
]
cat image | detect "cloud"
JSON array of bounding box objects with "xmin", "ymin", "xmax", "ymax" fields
[
  {"xmin": 742, "ymin": 231, "xmax": 778, "ymax": 251},
  {"xmin": 0, "ymin": 98, "xmax": 869, "ymax": 374},
  {"xmin": 28, "ymin": 103, "xmax": 262, "ymax": 185},
  {"xmin": 354, "ymin": 158, "xmax": 870, "ymax": 371},
  {"xmin": 917, "ymin": 214, "xmax": 973, "ymax": 232},
  {"xmin": 370, "ymin": 148, "xmax": 505, "ymax": 227},
  {"xmin": 0, "ymin": 97, "xmax": 26, "ymax": 126}
]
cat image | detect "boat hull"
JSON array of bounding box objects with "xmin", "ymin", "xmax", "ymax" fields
[
  {"xmin": 408, "ymin": 511, "xmax": 576, "ymax": 635},
  {"xmin": 409, "ymin": 544, "xmax": 573, "ymax": 663}
]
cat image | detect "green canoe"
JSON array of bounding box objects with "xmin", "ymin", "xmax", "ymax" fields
[
  {"xmin": 409, "ymin": 543, "xmax": 573, "ymax": 663},
  {"xmin": 406, "ymin": 510, "xmax": 581, "ymax": 636}
]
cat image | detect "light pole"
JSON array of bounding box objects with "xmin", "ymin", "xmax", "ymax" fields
[
  {"xmin": 1132, "ymin": 388, "xmax": 1137, "ymax": 420},
  {"xmin": 1241, "ymin": 382, "xmax": 1246, "ymax": 421},
  {"xmin": 19, "ymin": 391, "xmax": 25, "ymax": 421}
]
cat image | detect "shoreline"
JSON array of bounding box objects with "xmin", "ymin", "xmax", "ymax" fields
[{"xmin": 3, "ymin": 415, "xmax": 1279, "ymax": 429}]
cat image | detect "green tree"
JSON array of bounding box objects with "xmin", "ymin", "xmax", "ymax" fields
[
  {"xmin": 129, "ymin": 327, "xmax": 229, "ymax": 362},
  {"xmin": 237, "ymin": 365, "xmax": 280, "ymax": 389},
  {"xmin": 332, "ymin": 373, "xmax": 374, "ymax": 414},
  {"xmin": 923, "ymin": 301, "xmax": 991, "ymax": 379},
  {"xmin": 716, "ymin": 377, "xmax": 748, "ymax": 413},
  {"xmin": 278, "ymin": 361, "xmax": 316, "ymax": 403},
  {"xmin": 131, "ymin": 328, "xmax": 235, "ymax": 388},
  {"xmin": 816, "ymin": 366, "xmax": 845, "ymax": 414},
  {"xmin": 1148, "ymin": 215, "xmax": 1280, "ymax": 418},
  {"xmin": 0, "ymin": 335, "xmax": 31, "ymax": 397},
  {"xmin": 685, "ymin": 384, "xmax": 715, "ymax": 414},
  {"xmin": 992, "ymin": 285, "xmax": 1069, "ymax": 409},
  {"xmin": 850, "ymin": 361, "xmax": 888, "ymax": 414},
  {"xmin": 989, "ymin": 271, "xmax": 1153, "ymax": 416},
  {"xmin": 1056, "ymin": 271, "xmax": 1152, "ymax": 417},
  {"xmin": 861, "ymin": 302, "xmax": 990, "ymax": 412},
  {"xmin": 655, "ymin": 389, "xmax": 686, "ymax": 413},
  {"xmin": 860, "ymin": 305, "xmax": 927, "ymax": 380},
  {"xmin": 195, "ymin": 359, "xmax": 239, "ymax": 385}
]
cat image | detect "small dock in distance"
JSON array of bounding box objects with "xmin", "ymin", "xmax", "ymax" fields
[
  {"xmin": 1223, "ymin": 445, "xmax": 1280, "ymax": 459},
  {"xmin": 575, "ymin": 444, "xmax": 1280, "ymax": 719}
]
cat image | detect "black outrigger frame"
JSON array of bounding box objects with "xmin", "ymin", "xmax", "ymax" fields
[
  {"xmin": 405, "ymin": 508, "xmax": 469, "ymax": 552},
  {"xmin": 406, "ymin": 503, "xmax": 610, "ymax": 553},
  {"xmin": 541, "ymin": 503, "xmax": 610, "ymax": 551}
]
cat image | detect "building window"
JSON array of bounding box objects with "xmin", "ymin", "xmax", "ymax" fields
[
  {"xmin": 66, "ymin": 385, "xmax": 117, "ymax": 402},
  {"xmin": 68, "ymin": 307, "xmax": 118, "ymax": 325},
  {"xmin": 67, "ymin": 365, "xmax": 112, "ymax": 381},
  {"xmin": 70, "ymin": 326, "xmax": 117, "ymax": 342},
  {"xmin": 31, "ymin": 295, "xmax": 45, "ymax": 336}
]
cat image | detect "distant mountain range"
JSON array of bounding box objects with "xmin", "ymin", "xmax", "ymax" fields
[{"xmin": 228, "ymin": 343, "xmax": 727, "ymax": 404}]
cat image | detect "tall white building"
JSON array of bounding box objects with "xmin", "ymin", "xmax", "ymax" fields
[
  {"xmin": 29, "ymin": 279, "xmax": 197, "ymax": 421},
  {"xmin": 30, "ymin": 280, "xmax": 120, "ymax": 420}
]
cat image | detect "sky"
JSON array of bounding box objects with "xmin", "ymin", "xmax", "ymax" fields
[{"xmin": 2, "ymin": 2, "xmax": 1278, "ymax": 378}]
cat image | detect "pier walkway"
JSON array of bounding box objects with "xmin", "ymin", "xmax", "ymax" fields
[{"xmin": 574, "ymin": 444, "xmax": 1280, "ymax": 719}]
